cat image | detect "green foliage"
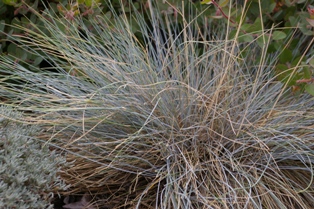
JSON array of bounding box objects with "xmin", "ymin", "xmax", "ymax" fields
[
  {"xmin": 221, "ymin": 0, "xmax": 314, "ymax": 95},
  {"xmin": 0, "ymin": 106, "xmax": 69, "ymax": 209}
]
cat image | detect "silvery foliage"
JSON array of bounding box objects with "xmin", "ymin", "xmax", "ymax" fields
[{"xmin": 0, "ymin": 106, "xmax": 68, "ymax": 208}]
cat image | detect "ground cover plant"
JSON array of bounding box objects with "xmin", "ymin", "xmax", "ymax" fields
[
  {"xmin": 1, "ymin": 0, "xmax": 314, "ymax": 208},
  {"xmin": 0, "ymin": 106, "xmax": 68, "ymax": 209}
]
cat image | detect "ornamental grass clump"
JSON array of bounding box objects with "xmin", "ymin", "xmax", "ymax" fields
[{"xmin": 1, "ymin": 1, "xmax": 314, "ymax": 208}]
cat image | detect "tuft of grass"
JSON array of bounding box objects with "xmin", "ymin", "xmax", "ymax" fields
[{"xmin": 1, "ymin": 1, "xmax": 314, "ymax": 208}]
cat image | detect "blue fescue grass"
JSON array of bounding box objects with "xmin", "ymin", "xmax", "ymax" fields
[{"xmin": 1, "ymin": 1, "xmax": 314, "ymax": 208}]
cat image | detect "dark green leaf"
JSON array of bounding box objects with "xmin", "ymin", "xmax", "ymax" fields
[
  {"xmin": 237, "ymin": 33, "xmax": 254, "ymax": 43},
  {"xmin": 309, "ymin": 58, "xmax": 314, "ymax": 67},
  {"xmin": 279, "ymin": 49, "xmax": 292, "ymax": 63},
  {"xmin": 305, "ymin": 84, "xmax": 314, "ymax": 96},
  {"xmin": 256, "ymin": 35, "xmax": 270, "ymax": 48},
  {"xmin": 272, "ymin": 31, "xmax": 287, "ymax": 40},
  {"xmin": 0, "ymin": 20, "xmax": 5, "ymax": 32},
  {"xmin": 303, "ymin": 66, "xmax": 312, "ymax": 79}
]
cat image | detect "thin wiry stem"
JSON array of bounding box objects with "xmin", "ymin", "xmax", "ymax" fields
[{"xmin": 1, "ymin": 1, "xmax": 314, "ymax": 208}]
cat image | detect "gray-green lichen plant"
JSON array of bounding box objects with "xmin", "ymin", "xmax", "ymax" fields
[{"xmin": 0, "ymin": 106, "xmax": 69, "ymax": 209}]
